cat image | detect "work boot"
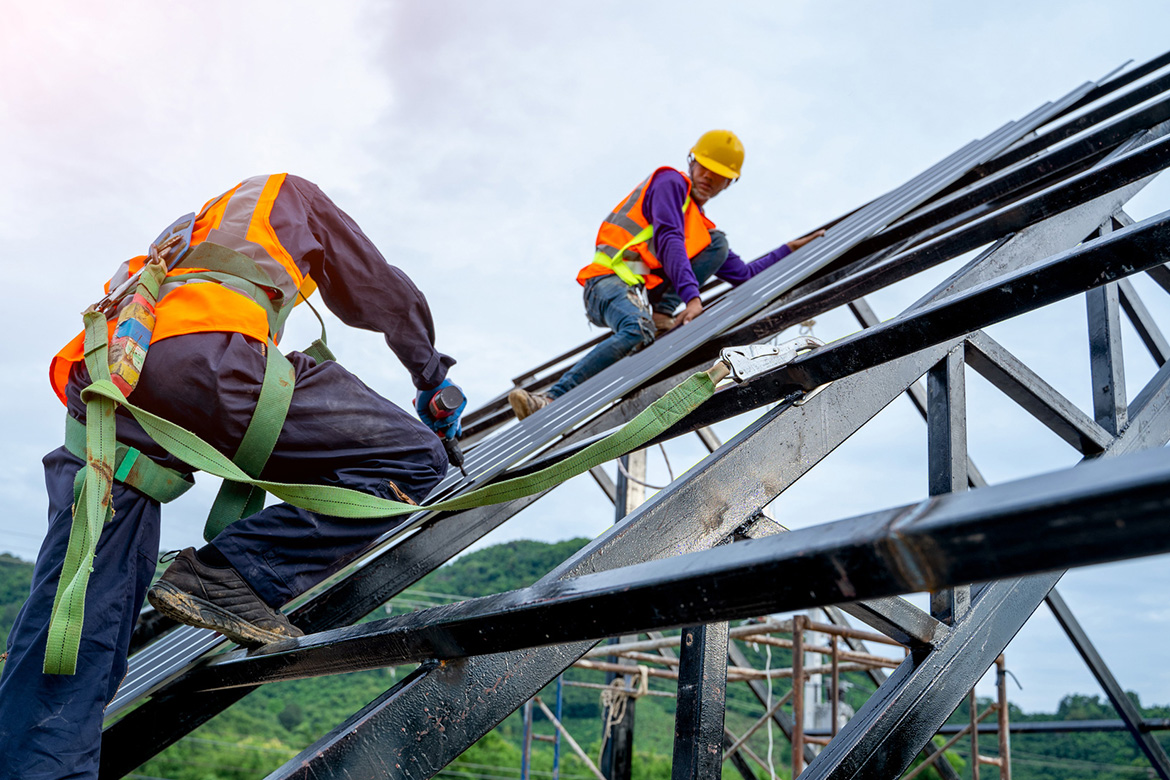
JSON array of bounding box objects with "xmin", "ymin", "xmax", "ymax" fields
[
  {"xmin": 652, "ymin": 312, "xmax": 677, "ymax": 336},
  {"xmin": 508, "ymin": 387, "xmax": 553, "ymax": 420},
  {"xmin": 147, "ymin": 548, "xmax": 305, "ymax": 647}
]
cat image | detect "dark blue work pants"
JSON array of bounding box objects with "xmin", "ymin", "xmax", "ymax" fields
[{"xmin": 0, "ymin": 332, "xmax": 446, "ymax": 779}]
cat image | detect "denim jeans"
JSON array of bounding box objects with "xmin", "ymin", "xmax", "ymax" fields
[
  {"xmin": 548, "ymin": 274, "xmax": 655, "ymax": 398},
  {"xmin": 650, "ymin": 229, "xmax": 729, "ymax": 315},
  {"xmin": 548, "ymin": 230, "xmax": 730, "ymax": 399}
]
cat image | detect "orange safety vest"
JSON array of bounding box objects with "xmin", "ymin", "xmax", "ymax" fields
[
  {"xmin": 577, "ymin": 166, "xmax": 716, "ymax": 289},
  {"xmin": 50, "ymin": 173, "xmax": 316, "ymax": 404}
]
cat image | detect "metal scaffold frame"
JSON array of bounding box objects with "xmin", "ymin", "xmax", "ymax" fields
[{"xmin": 100, "ymin": 49, "xmax": 1170, "ymax": 780}]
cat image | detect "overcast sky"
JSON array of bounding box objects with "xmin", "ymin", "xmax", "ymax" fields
[{"xmin": 3, "ymin": 1, "xmax": 1170, "ymax": 716}]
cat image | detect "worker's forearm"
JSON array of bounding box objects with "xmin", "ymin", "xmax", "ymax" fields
[{"xmin": 276, "ymin": 176, "xmax": 454, "ymax": 389}]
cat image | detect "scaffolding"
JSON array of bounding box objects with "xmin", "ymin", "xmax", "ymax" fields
[{"xmin": 99, "ymin": 49, "xmax": 1170, "ymax": 780}]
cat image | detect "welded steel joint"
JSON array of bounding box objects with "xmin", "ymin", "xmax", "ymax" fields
[{"xmin": 719, "ymin": 337, "xmax": 825, "ymax": 383}]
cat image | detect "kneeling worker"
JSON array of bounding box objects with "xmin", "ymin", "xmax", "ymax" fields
[
  {"xmin": 0, "ymin": 174, "xmax": 465, "ymax": 779},
  {"xmin": 509, "ymin": 129, "xmax": 825, "ymax": 420}
]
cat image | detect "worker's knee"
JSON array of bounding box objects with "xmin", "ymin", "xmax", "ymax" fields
[
  {"xmin": 707, "ymin": 229, "xmax": 729, "ymax": 259},
  {"xmin": 614, "ymin": 314, "xmax": 656, "ymax": 352}
]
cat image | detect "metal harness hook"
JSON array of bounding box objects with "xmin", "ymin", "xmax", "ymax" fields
[{"xmin": 712, "ymin": 336, "xmax": 825, "ymax": 385}]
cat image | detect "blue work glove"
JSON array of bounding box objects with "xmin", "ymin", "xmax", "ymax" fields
[{"xmin": 415, "ymin": 378, "xmax": 467, "ymax": 439}]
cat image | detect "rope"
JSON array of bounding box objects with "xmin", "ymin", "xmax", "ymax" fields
[
  {"xmin": 614, "ymin": 444, "xmax": 676, "ymax": 491},
  {"xmin": 596, "ymin": 665, "xmax": 649, "ymax": 764}
]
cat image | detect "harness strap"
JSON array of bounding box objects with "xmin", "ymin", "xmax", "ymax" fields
[
  {"xmin": 78, "ymin": 366, "xmax": 719, "ymax": 521},
  {"xmin": 168, "ymin": 240, "xmax": 301, "ymax": 540},
  {"xmin": 44, "ymin": 309, "xmax": 126, "ymax": 674},
  {"xmin": 591, "ymin": 194, "xmax": 694, "ymax": 287},
  {"xmin": 64, "ymin": 415, "xmax": 194, "ymax": 504},
  {"xmin": 591, "ymin": 224, "xmax": 654, "ymax": 286},
  {"xmin": 203, "ymin": 339, "xmax": 296, "ymax": 541}
]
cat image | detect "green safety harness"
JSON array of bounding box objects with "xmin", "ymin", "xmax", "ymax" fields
[
  {"xmin": 44, "ymin": 241, "xmax": 728, "ymax": 675},
  {"xmin": 590, "ymin": 195, "xmax": 694, "ymax": 287}
]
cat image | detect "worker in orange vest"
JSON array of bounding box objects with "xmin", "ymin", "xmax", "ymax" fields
[
  {"xmin": 509, "ymin": 130, "xmax": 825, "ymax": 419},
  {"xmin": 0, "ymin": 174, "xmax": 465, "ymax": 779}
]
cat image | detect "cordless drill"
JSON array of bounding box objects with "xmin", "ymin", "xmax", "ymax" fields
[{"xmin": 428, "ymin": 385, "xmax": 468, "ymax": 477}]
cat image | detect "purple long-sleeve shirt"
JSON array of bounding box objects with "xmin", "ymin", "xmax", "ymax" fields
[
  {"xmin": 271, "ymin": 176, "xmax": 454, "ymax": 390},
  {"xmin": 643, "ymin": 168, "xmax": 792, "ymax": 303}
]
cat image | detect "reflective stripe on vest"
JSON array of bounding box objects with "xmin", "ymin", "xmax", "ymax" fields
[
  {"xmin": 577, "ymin": 167, "xmax": 715, "ymax": 288},
  {"xmin": 49, "ymin": 174, "xmax": 311, "ymax": 404}
]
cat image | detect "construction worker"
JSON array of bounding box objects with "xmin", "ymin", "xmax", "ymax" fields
[
  {"xmin": 0, "ymin": 174, "xmax": 464, "ymax": 779},
  {"xmin": 509, "ymin": 129, "xmax": 826, "ymax": 420}
]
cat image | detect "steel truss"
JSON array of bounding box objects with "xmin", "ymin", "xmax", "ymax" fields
[{"xmin": 100, "ymin": 50, "xmax": 1170, "ymax": 780}]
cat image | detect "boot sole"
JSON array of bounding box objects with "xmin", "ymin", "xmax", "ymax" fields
[{"xmin": 147, "ymin": 581, "xmax": 292, "ymax": 648}]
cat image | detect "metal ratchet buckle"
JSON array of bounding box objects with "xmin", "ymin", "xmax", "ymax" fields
[{"xmin": 718, "ymin": 336, "xmax": 825, "ymax": 383}]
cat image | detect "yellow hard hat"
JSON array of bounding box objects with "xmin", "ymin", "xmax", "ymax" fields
[{"xmin": 690, "ymin": 129, "xmax": 744, "ymax": 180}]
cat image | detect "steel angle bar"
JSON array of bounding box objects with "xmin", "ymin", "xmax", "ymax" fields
[
  {"xmin": 1087, "ymin": 279, "xmax": 1129, "ymax": 435},
  {"xmin": 775, "ymin": 208, "xmax": 1170, "ymax": 393},
  {"xmin": 706, "ymin": 129, "xmax": 1170, "ymax": 368},
  {"xmin": 991, "ymin": 62, "xmax": 1170, "ymax": 172},
  {"xmin": 251, "ymin": 340, "xmax": 961, "ymax": 780},
  {"xmin": 797, "ymin": 332, "xmax": 1170, "ymax": 780},
  {"xmin": 860, "ymin": 94, "xmax": 1170, "ymax": 259},
  {"xmin": 100, "ymin": 491, "xmax": 557, "ymax": 774},
  {"xmin": 174, "ymin": 438, "xmax": 1170, "ymax": 694},
  {"xmin": 1046, "ymin": 588, "xmax": 1170, "ymax": 780},
  {"xmin": 672, "ymin": 623, "xmax": 730, "ymax": 780},
  {"xmin": 1118, "ymin": 277, "xmax": 1170, "ymax": 365},
  {"xmin": 964, "ymin": 332, "xmax": 1113, "ymax": 454},
  {"xmin": 1056, "ymin": 49, "xmax": 1170, "ymax": 120},
  {"xmin": 441, "ymin": 85, "xmax": 1090, "ymax": 496}
]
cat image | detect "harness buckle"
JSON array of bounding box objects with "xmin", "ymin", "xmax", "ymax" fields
[{"xmin": 718, "ymin": 337, "xmax": 824, "ymax": 383}]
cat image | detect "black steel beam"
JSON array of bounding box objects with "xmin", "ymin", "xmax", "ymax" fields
[
  {"xmin": 964, "ymin": 332, "xmax": 1113, "ymax": 455},
  {"xmin": 966, "ymin": 68, "xmax": 1170, "ymax": 186},
  {"xmin": 809, "ymin": 573, "xmax": 1065, "ymax": 780},
  {"xmin": 100, "ymin": 490, "xmax": 556, "ymax": 776},
  {"xmin": 857, "ymin": 93, "xmax": 1170, "ymax": 260},
  {"xmin": 600, "ymin": 453, "xmax": 641, "ymax": 780},
  {"xmin": 1046, "ymin": 588, "xmax": 1170, "ymax": 780},
  {"xmin": 1119, "ymin": 277, "xmax": 1170, "ymax": 366},
  {"xmin": 1054, "ymin": 49, "xmax": 1170, "ymax": 121},
  {"xmin": 175, "ymin": 442, "xmax": 1170, "ymax": 692},
  {"xmin": 927, "ymin": 347, "xmax": 971, "ymax": 626},
  {"xmin": 797, "ymin": 334, "xmax": 1170, "ymax": 780},
  {"xmin": 233, "ymin": 340, "xmax": 964, "ymax": 780},
  {"xmin": 776, "ymin": 208, "xmax": 1170, "ymax": 392},
  {"xmin": 671, "ymin": 623, "xmax": 729, "ymax": 780},
  {"xmin": 703, "ymin": 126, "xmax": 1170, "ymax": 367},
  {"xmin": 1087, "ymin": 278, "xmax": 1129, "ymax": 435}
]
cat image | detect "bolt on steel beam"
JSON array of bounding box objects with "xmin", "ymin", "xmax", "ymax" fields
[{"xmin": 671, "ymin": 623, "xmax": 730, "ymax": 780}]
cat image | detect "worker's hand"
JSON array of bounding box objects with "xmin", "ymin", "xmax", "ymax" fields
[
  {"xmin": 677, "ymin": 297, "xmax": 704, "ymax": 327},
  {"xmin": 786, "ymin": 228, "xmax": 827, "ymax": 252},
  {"xmin": 415, "ymin": 379, "xmax": 467, "ymax": 439}
]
